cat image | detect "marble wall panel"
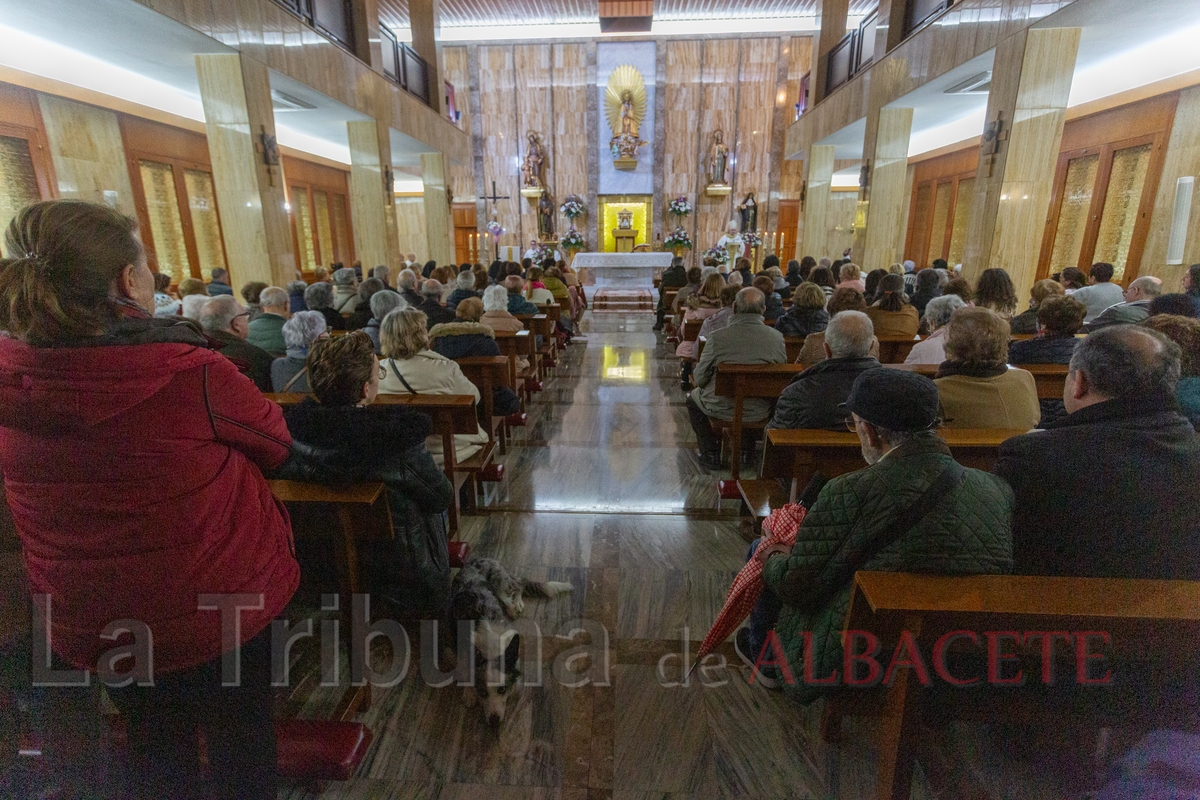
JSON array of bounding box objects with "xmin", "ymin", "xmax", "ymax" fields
[
  {"xmin": 479, "ymin": 45, "xmax": 522, "ymax": 251},
  {"xmin": 347, "ymin": 118, "xmax": 390, "ymax": 271},
  {"xmin": 695, "ymin": 38, "xmax": 741, "ymax": 256},
  {"xmin": 1141, "ymin": 85, "xmax": 1200, "ymax": 288},
  {"xmin": 733, "ymin": 38, "xmax": 779, "ymax": 242},
  {"xmin": 516, "ymin": 44, "xmax": 554, "ymax": 247},
  {"xmin": 552, "ymin": 43, "xmax": 590, "ymax": 238},
  {"xmin": 421, "ymin": 151, "xmax": 455, "ymax": 265},
  {"xmin": 801, "ymin": 144, "xmax": 835, "ymax": 260},
  {"xmin": 444, "ymin": 46, "xmax": 476, "ymax": 202},
  {"xmin": 662, "ymin": 40, "xmax": 703, "ymax": 259},
  {"xmin": 860, "ymin": 106, "xmax": 913, "ymax": 272},
  {"xmin": 395, "ymin": 196, "xmax": 429, "ymax": 258},
  {"xmin": 36, "ymin": 95, "xmax": 136, "ymax": 217}
]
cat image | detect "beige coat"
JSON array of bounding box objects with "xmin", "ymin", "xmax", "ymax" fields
[
  {"xmin": 379, "ymin": 350, "xmax": 490, "ymax": 465},
  {"xmin": 865, "ymin": 304, "xmax": 920, "ymax": 339},
  {"xmin": 691, "ymin": 314, "xmax": 786, "ymax": 421},
  {"xmin": 935, "ymin": 368, "xmax": 1040, "ymax": 430}
]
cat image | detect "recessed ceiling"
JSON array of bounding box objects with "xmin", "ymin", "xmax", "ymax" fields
[{"xmin": 378, "ymin": 0, "xmax": 877, "ymax": 33}]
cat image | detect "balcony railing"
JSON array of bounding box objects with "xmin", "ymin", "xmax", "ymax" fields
[
  {"xmin": 825, "ymin": 6, "xmax": 878, "ymax": 96},
  {"xmin": 271, "ymin": 0, "xmax": 356, "ymax": 55},
  {"xmin": 380, "ymin": 28, "xmax": 432, "ymax": 108}
]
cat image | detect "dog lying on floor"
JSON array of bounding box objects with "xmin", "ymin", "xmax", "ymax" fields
[{"xmin": 449, "ymin": 557, "xmax": 573, "ymax": 727}]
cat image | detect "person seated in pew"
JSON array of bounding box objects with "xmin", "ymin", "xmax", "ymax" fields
[
  {"xmin": 686, "ymin": 288, "xmax": 787, "ymax": 471},
  {"xmin": 271, "ymin": 310, "xmax": 327, "ymax": 393},
  {"xmin": 397, "ymin": 268, "xmax": 424, "ymax": 307},
  {"xmin": 199, "ymin": 295, "xmax": 275, "ymax": 392},
  {"xmin": 1085, "ymin": 275, "xmax": 1162, "ymax": 331},
  {"xmin": 245, "ymin": 286, "xmax": 291, "ymax": 357},
  {"xmin": 379, "ymin": 307, "xmax": 490, "ymax": 467},
  {"xmin": 654, "ymin": 256, "xmax": 688, "ymax": 331},
  {"xmin": 331, "ymin": 267, "xmax": 360, "ymax": 315},
  {"xmin": 1140, "ymin": 314, "xmax": 1200, "ymax": 428},
  {"xmin": 446, "ymin": 269, "xmax": 480, "ymax": 311},
  {"xmin": 286, "ymin": 278, "xmax": 309, "ymax": 314},
  {"xmin": 504, "ymin": 274, "xmax": 540, "ymax": 316},
  {"xmin": 863, "ymin": 268, "xmax": 888, "ymax": 304},
  {"xmin": 205, "ymin": 265, "xmax": 234, "ymax": 296},
  {"xmin": 698, "ymin": 284, "xmax": 742, "ymax": 341},
  {"xmin": 677, "ymin": 273, "xmax": 725, "ymax": 354},
  {"xmin": 0, "ymin": 200, "xmax": 296, "ymax": 799},
  {"xmin": 835, "ymin": 262, "xmax": 866, "ymax": 293},
  {"xmin": 942, "ymin": 275, "xmax": 973, "ymax": 305},
  {"xmin": 152, "ymin": 271, "xmax": 181, "ymax": 317},
  {"xmin": 773, "ymin": 281, "xmax": 829, "ymax": 339},
  {"xmin": 768, "ymin": 310, "xmax": 880, "ymax": 431},
  {"xmin": 935, "ymin": 307, "xmax": 1040, "ymax": 430},
  {"xmin": 1009, "ymin": 296, "xmax": 1086, "ymax": 426},
  {"xmin": 543, "ymin": 266, "xmax": 574, "ymax": 326},
  {"xmin": 905, "ymin": 295, "xmax": 967, "ymax": 365},
  {"xmin": 417, "ymin": 279, "xmax": 456, "ymax": 330},
  {"xmin": 973, "ymin": 267, "xmax": 1019, "ymax": 323},
  {"xmin": 752, "ymin": 275, "xmax": 785, "ymax": 323},
  {"xmin": 736, "ymin": 368, "xmax": 1014, "ymax": 694},
  {"xmin": 994, "ymin": 325, "xmax": 1200, "ymax": 579},
  {"xmin": 345, "ymin": 277, "xmax": 384, "ymax": 331},
  {"xmin": 429, "ymin": 297, "xmax": 521, "ymax": 417},
  {"xmin": 363, "ymin": 287, "xmax": 406, "ymax": 355},
  {"xmin": 908, "ymin": 267, "xmax": 942, "ymax": 320},
  {"xmin": 1067, "ymin": 261, "xmax": 1125, "ymax": 323},
  {"xmin": 864, "ymin": 273, "xmax": 920, "ymax": 339},
  {"xmin": 809, "ymin": 265, "xmax": 837, "ymax": 304},
  {"xmin": 275, "ymin": 331, "xmax": 454, "ymax": 620},
  {"xmin": 303, "ymin": 281, "xmax": 348, "ymax": 333},
  {"xmin": 797, "ymin": 288, "xmax": 879, "ymax": 364},
  {"xmin": 240, "ymin": 280, "xmax": 268, "ymax": 322},
  {"xmin": 671, "ymin": 265, "xmax": 705, "ymax": 325},
  {"xmin": 1009, "ymin": 278, "xmax": 1065, "ymax": 335}
]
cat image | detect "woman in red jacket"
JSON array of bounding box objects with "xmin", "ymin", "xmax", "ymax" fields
[{"xmin": 0, "ymin": 200, "xmax": 298, "ymax": 799}]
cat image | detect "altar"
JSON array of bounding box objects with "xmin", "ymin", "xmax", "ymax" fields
[{"xmin": 572, "ymin": 252, "xmax": 673, "ymax": 289}]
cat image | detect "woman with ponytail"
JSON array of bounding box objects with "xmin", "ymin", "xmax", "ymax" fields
[
  {"xmin": 864, "ymin": 272, "xmax": 920, "ymax": 339},
  {"xmin": 0, "ymin": 200, "xmax": 296, "ymax": 799}
]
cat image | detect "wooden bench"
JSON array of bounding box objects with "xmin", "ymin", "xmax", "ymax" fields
[
  {"xmin": 492, "ymin": 329, "xmax": 536, "ymax": 402},
  {"xmin": 266, "ymin": 393, "xmax": 490, "ymax": 535},
  {"xmin": 515, "ymin": 314, "xmax": 555, "ymax": 377},
  {"xmin": 784, "ymin": 336, "xmax": 805, "ymax": 363},
  {"xmin": 711, "ymin": 363, "xmax": 808, "ymax": 480},
  {"xmin": 457, "ymin": 355, "xmax": 514, "ymax": 454},
  {"xmin": 835, "ymin": 571, "xmax": 1200, "ymax": 800},
  {"xmin": 876, "ymin": 336, "xmax": 922, "ymax": 364},
  {"xmin": 535, "ymin": 303, "xmax": 561, "ymax": 324},
  {"xmin": 679, "ymin": 318, "xmax": 703, "ymax": 366}
]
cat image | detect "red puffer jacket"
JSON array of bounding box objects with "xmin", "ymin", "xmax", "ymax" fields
[{"xmin": 0, "ymin": 321, "xmax": 299, "ymax": 674}]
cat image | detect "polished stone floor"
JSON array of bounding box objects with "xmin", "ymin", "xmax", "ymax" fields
[{"xmin": 282, "ymin": 310, "xmax": 1074, "ymax": 800}]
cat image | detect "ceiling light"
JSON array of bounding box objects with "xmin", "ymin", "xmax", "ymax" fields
[
  {"xmin": 944, "ymin": 71, "xmax": 992, "ymax": 94},
  {"xmin": 271, "ymin": 89, "xmax": 317, "ymax": 111}
]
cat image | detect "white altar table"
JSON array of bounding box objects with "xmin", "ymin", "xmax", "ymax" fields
[{"xmin": 572, "ymin": 252, "xmax": 674, "ymax": 289}]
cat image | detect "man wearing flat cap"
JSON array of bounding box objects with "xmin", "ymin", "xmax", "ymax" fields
[{"xmin": 735, "ymin": 368, "xmax": 1014, "ymax": 700}]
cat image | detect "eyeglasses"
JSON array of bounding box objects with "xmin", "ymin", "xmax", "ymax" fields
[
  {"xmin": 845, "ymin": 416, "xmax": 859, "ymax": 433},
  {"xmin": 234, "ymin": 311, "xmax": 250, "ymax": 319}
]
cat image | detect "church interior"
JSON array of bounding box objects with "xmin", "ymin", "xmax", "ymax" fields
[{"xmin": 2, "ymin": 0, "xmax": 1200, "ymax": 797}]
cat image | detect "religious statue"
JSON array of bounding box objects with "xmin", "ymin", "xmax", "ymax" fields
[
  {"xmin": 704, "ymin": 131, "xmax": 731, "ymax": 196},
  {"xmin": 521, "ymin": 131, "xmax": 545, "ymax": 190},
  {"xmin": 617, "ymin": 209, "xmax": 633, "ymax": 230},
  {"xmin": 738, "ymin": 192, "xmax": 758, "ymax": 233},
  {"xmin": 537, "ymin": 190, "xmax": 555, "ymax": 239},
  {"xmin": 605, "ymin": 64, "xmax": 648, "ymax": 170}
]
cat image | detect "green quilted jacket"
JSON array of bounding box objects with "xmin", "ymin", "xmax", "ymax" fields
[{"xmin": 761, "ymin": 434, "xmax": 1014, "ymax": 703}]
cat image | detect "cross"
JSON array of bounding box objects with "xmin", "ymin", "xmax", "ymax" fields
[{"xmin": 480, "ymin": 178, "xmax": 510, "ymax": 261}]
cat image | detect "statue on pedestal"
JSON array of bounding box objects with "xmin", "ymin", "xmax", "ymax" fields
[
  {"xmin": 738, "ymin": 191, "xmax": 758, "ymax": 233},
  {"xmin": 520, "ymin": 131, "xmax": 546, "ymax": 197},
  {"xmin": 537, "ymin": 190, "xmax": 555, "ymax": 239},
  {"xmin": 704, "ymin": 131, "xmax": 731, "ymax": 196},
  {"xmin": 605, "ymin": 65, "xmax": 647, "ymax": 170}
]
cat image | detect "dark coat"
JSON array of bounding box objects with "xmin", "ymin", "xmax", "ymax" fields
[
  {"xmin": 507, "ymin": 293, "xmax": 539, "ymax": 316},
  {"xmin": 1009, "ymin": 307, "xmax": 1039, "ymax": 335},
  {"xmin": 735, "ymin": 267, "xmax": 753, "ymax": 286},
  {"xmin": 910, "ymin": 289, "xmax": 939, "ymax": 319},
  {"xmin": 345, "ymin": 303, "xmax": 372, "ymax": 331},
  {"xmin": 419, "ymin": 299, "xmax": 456, "ymax": 328},
  {"xmin": 428, "ymin": 321, "xmax": 522, "ymax": 416},
  {"xmin": 768, "ymin": 357, "xmax": 881, "ymax": 431},
  {"xmin": 994, "ymin": 393, "xmax": 1200, "ymax": 579},
  {"xmin": 277, "ymin": 400, "xmax": 454, "ymax": 618},
  {"xmin": 317, "ymin": 306, "xmax": 347, "ymax": 332},
  {"xmin": 445, "ymin": 288, "xmax": 479, "ymax": 310},
  {"xmin": 401, "ymin": 288, "xmax": 424, "ymax": 308},
  {"xmin": 774, "ymin": 306, "xmax": 829, "ymax": 339},
  {"xmin": 206, "ymin": 281, "xmax": 233, "ymax": 296},
  {"xmin": 1008, "ymin": 334, "xmax": 1078, "ymax": 365},
  {"xmin": 288, "ymin": 289, "xmax": 306, "ymax": 314},
  {"xmin": 209, "ymin": 329, "xmax": 275, "ymax": 392},
  {"xmin": 763, "ymin": 292, "xmax": 784, "ymax": 323}
]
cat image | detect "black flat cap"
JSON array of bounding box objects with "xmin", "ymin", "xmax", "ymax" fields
[{"xmin": 843, "ymin": 368, "xmax": 940, "ymax": 432}]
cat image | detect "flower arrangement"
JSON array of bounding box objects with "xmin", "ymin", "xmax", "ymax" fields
[
  {"xmin": 664, "ymin": 226, "xmax": 692, "ymax": 250},
  {"xmin": 703, "ymin": 245, "xmax": 729, "ymax": 266},
  {"xmin": 530, "ymin": 240, "xmax": 555, "ymax": 263},
  {"xmin": 742, "ymin": 230, "xmax": 763, "ymax": 249},
  {"xmin": 667, "ymin": 195, "xmax": 692, "ymax": 218},
  {"xmin": 559, "ymin": 195, "xmax": 586, "ymax": 220},
  {"xmin": 486, "ymin": 220, "xmax": 504, "ymax": 240},
  {"xmin": 560, "ymin": 227, "xmax": 586, "ymax": 251}
]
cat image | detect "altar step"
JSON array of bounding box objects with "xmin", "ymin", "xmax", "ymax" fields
[{"xmin": 592, "ymin": 289, "xmax": 654, "ymax": 312}]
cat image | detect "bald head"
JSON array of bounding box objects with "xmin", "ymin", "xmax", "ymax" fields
[
  {"xmin": 198, "ymin": 295, "xmax": 247, "ymax": 337},
  {"xmin": 422, "ymin": 279, "xmax": 443, "ymax": 300},
  {"xmin": 1067, "ymin": 325, "xmax": 1181, "ymax": 413},
  {"xmin": 734, "ymin": 287, "xmax": 766, "ymax": 315},
  {"xmin": 1125, "ymin": 276, "xmax": 1163, "ymax": 304},
  {"xmin": 825, "ymin": 310, "xmax": 875, "ymax": 359}
]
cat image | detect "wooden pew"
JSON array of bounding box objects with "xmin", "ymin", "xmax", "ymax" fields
[
  {"xmin": 266, "ymin": 393, "xmax": 488, "ymax": 535},
  {"xmin": 679, "ymin": 319, "xmax": 703, "ymax": 367},
  {"xmin": 711, "ymin": 363, "xmax": 808, "ymax": 480},
  {"xmin": 835, "ymin": 571, "xmax": 1200, "ymax": 800},
  {"xmin": 267, "ymin": 479, "xmax": 387, "ymax": 720},
  {"xmin": 515, "ymin": 314, "xmax": 555, "ymax": 377},
  {"xmin": 876, "ymin": 337, "xmax": 922, "ymax": 364},
  {"xmin": 492, "ymin": 329, "xmax": 536, "ymax": 402},
  {"xmin": 785, "ymin": 337, "xmax": 805, "ymax": 363},
  {"xmin": 456, "ymin": 355, "xmax": 513, "ymax": 454},
  {"xmin": 535, "ymin": 303, "xmax": 561, "ymax": 324}
]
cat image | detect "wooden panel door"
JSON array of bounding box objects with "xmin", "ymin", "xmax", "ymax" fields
[
  {"xmin": 453, "ymin": 202, "xmax": 477, "ymax": 264},
  {"xmin": 777, "ymin": 200, "xmax": 799, "ymax": 260}
]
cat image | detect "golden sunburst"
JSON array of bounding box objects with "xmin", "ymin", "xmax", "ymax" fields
[{"xmin": 605, "ymin": 64, "xmax": 647, "ymax": 137}]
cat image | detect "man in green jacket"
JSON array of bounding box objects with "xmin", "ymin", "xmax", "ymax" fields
[
  {"xmin": 246, "ymin": 286, "xmax": 291, "ymax": 356},
  {"xmin": 736, "ymin": 368, "xmax": 1014, "ymax": 701}
]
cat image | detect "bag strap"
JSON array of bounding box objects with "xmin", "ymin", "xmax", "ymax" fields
[
  {"xmin": 388, "ymin": 360, "xmax": 419, "ymax": 395},
  {"xmin": 281, "ymin": 366, "xmax": 308, "ymax": 393},
  {"xmin": 844, "ymin": 458, "xmax": 966, "ymax": 578}
]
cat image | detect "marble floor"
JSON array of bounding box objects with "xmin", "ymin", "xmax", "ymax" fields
[{"xmin": 281, "ymin": 310, "xmax": 1078, "ymax": 800}]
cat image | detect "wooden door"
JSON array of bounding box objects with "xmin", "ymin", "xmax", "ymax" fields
[
  {"xmin": 453, "ymin": 203, "xmax": 477, "ymax": 264},
  {"xmin": 777, "ymin": 200, "xmax": 799, "ymax": 260}
]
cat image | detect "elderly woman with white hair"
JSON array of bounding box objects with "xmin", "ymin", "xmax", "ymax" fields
[
  {"xmin": 331, "ymin": 266, "xmax": 359, "ymax": 314},
  {"xmin": 303, "ymin": 281, "xmax": 346, "ymax": 332},
  {"xmin": 446, "ymin": 269, "xmax": 479, "ymax": 311},
  {"xmin": 480, "ymin": 284, "xmax": 529, "ymax": 373},
  {"xmin": 363, "ymin": 288, "xmax": 406, "ymax": 354},
  {"xmin": 271, "ymin": 310, "xmax": 327, "ymax": 392},
  {"xmin": 904, "ymin": 294, "xmax": 968, "ymax": 365},
  {"xmin": 378, "ymin": 308, "xmax": 490, "ymax": 466}
]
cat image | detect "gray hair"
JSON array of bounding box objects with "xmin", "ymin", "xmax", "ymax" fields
[
  {"xmin": 825, "ymin": 310, "xmax": 874, "ymax": 358},
  {"xmin": 818, "ymin": 257, "xmax": 832, "ymax": 269},
  {"xmin": 304, "ymin": 281, "xmax": 334, "ymax": 310},
  {"xmin": 282, "ymin": 310, "xmax": 327, "ymax": 350},
  {"xmin": 726, "ymin": 271, "xmax": 744, "ymax": 287},
  {"xmin": 181, "ymin": 294, "xmax": 209, "ymax": 321},
  {"xmin": 734, "ymin": 287, "xmax": 766, "ymax": 315},
  {"xmin": 923, "ymin": 295, "xmax": 968, "ymax": 331},
  {"xmin": 1070, "ymin": 325, "xmax": 1180, "ymax": 400},
  {"xmin": 671, "ymin": 256, "xmax": 684, "ymax": 269},
  {"xmin": 286, "ymin": 280, "xmax": 307, "ymax": 294},
  {"xmin": 259, "ymin": 286, "xmax": 289, "ymax": 310},
  {"xmin": 370, "ymin": 289, "xmax": 405, "ymax": 321},
  {"xmin": 1130, "ymin": 275, "xmax": 1163, "ymax": 298},
  {"xmin": 332, "ymin": 267, "xmax": 357, "ymax": 287},
  {"xmin": 397, "ymin": 268, "xmax": 418, "ymax": 290},
  {"xmin": 457, "ymin": 270, "xmax": 475, "ymax": 290},
  {"xmin": 358, "ymin": 277, "xmax": 384, "ymax": 303},
  {"xmin": 374, "ymin": 265, "xmax": 390, "ymax": 285},
  {"xmin": 764, "ymin": 266, "xmax": 783, "ymax": 279},
  {"xmin": 483, "ymin": 284, "xmax": 509, "ymax": 312},
  {"xmin": 198, "ymin": 295, "xmax": 244, "ymax": 333},
  {"xmin": 934, "ymin": 268, "xmax": 950, "ymax": 290},
  {"xmin": 422, "ymin": 278, "xmax": 443, "ymax": 299}
]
